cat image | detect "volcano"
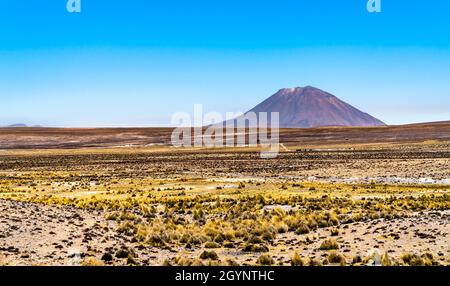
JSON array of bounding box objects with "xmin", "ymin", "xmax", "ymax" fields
[{"xmin": 239, "ymin": 86, "xmax": 386, "ymax": 128}]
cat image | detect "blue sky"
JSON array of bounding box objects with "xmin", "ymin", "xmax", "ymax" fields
[{"xmin": 0, "ymin": 0, "xmax": 449, "ymax": 127}]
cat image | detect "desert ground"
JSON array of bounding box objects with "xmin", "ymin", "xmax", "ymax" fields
[{"xmin": 0, "ymin": 122, "xmax": 449, "ymax": 266}]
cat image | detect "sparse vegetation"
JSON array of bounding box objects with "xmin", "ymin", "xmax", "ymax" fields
[
  {"xmin": 319, "ymin": 239, "xmax": 339, "ymax": 250},
  {"xmin": 200, "ymin": 251, "xmax": 219, "ymax": 260},
  {"xmin": 327, "ymin": 252, "xmax": 346, "ymax": 266},
  {"xmin": 330, "ymin": 228, "xmax": 339, "ymax": 236},
  {"xmin": 401, "ymin": 253, "xmax": 434, "ymax": 266},
  {"xmin": 257, "ymin": 254, "xmax": 274, "ymax": 265},
  {"xmin": 0, "ymin": 141, "xmax": 448, "ymax": 266},
  {"xmin": 291, "ymin": 252, "xmax": 304, "ymax": 266}
]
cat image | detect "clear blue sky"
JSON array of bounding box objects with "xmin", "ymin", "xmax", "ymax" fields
[{"xmin": 1, "ymin": 0, "xmax": 449, "ymax": 127}]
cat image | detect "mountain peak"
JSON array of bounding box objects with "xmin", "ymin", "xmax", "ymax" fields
[
  {"xmin": 245, "ymin": 86, "xmax": 386, "ymax": 128},
  {"xmin": 277, "ymin": 86, "xmax": 328, "ymax": 95}
]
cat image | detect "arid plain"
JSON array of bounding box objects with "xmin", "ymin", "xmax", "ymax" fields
[{"xmin": 0, "ymin": 121, "xmax": 449, "ymax": 266}]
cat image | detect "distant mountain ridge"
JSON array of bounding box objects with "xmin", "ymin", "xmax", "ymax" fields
[
  {"xmin": 7, "ymin": 124, "xmax": 28, "ymax": 127},
  {"xmin": 2, "ymin": 124, "xmax": 42, "ymax": 128},
  {"xmin": 235, "ymin": 86, "xmax": 386, "ymax": 128}
]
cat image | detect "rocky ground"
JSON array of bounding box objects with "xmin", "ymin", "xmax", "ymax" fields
[
  {"xmin": 1, "ymin": 199, "xmax": 448, "ymax": 266},
  {"xmin": 0, "ymin": 199, "xmax": 149, "ymax": 266},
  {"xmin": 0, "ymin": 138, "xmax": 449, "ymax": 266},
  {"xmin": 276, "ymin": 211, "xmax": 450, "ymax": 265}
]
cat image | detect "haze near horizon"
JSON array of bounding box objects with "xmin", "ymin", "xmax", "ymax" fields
[{"xmin": 1, "ymin": 0, "xmax": 449, "ymax": 127}]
